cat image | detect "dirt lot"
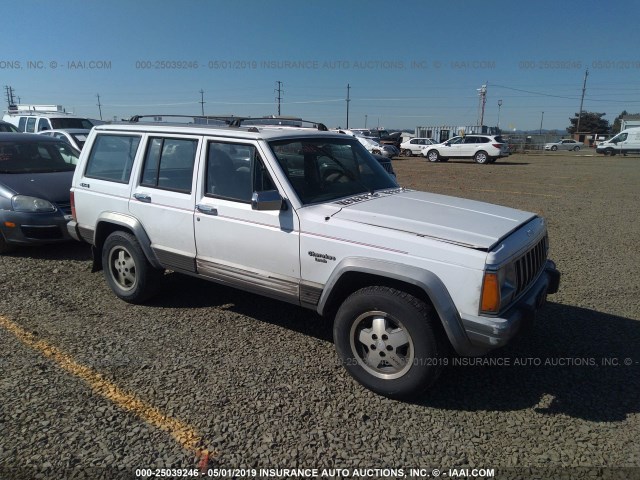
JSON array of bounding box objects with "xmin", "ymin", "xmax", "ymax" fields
[{"xmin": 0, "ymin": 152, "xmax": 639, "ymax": 479}]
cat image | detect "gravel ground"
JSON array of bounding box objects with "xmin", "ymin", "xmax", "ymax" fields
[{"xmin": 0, "ymin": 152, "xmax": 639, "ymax": 479}]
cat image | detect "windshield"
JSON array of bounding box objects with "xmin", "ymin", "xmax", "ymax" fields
[
  {"xmin": 0, "ymin": 140, "xmax": 79, "ymax": 173},
  {"xmin": 269, "ymin": 137, "xmax": 397, "ymax": 205},
  {"xmin": 50, "ymin": 118, "xmax": 94, "ymax": 129}
]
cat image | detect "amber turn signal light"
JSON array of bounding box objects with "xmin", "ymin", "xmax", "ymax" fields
[{"xmin": 481, "ymin": 272, "xmax": 500, "ymax": 313}]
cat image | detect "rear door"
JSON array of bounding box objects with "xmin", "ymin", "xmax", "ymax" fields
[{"xmin": 128, "ymin": 134, "xmax": 201, "ymax": 272}]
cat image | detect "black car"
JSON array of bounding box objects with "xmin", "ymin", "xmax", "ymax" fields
[{"xmin": 0, "ymin": 133, "xmax": 79, "ymax": 252}]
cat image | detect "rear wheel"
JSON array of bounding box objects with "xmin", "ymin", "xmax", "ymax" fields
[
  {"xmin": 426, "ymin": 150, "xmax": 440, "ymax": 162},
  {"xmin": 102, "ymin": 231, "xmax": 163, "ymax": 303},
  {"xmin": 403, "ymin": 149, "xmax": 413, "ymax": 157},
  {"xmin": 333, "ymin": 286, "xmax": 446, "ymax": 398},
  {"xmin": 573, "ymin": 146, "xmax": 581, "ymax": 151},
  {"xmin": 474, "ymin": 150, "xmax": 490, "ymax": 164}
]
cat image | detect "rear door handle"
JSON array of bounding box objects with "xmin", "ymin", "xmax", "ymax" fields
[
  {"xmin": 196, "ymin": 204, "xmax": 218, "ymax": 215},
  {"xmin": 133, "ymin": 193, "xmax": 151, "ymax": 203}
]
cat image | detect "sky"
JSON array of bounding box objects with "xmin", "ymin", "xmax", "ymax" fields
[{"xmin": 3, "ymin": 0, "xmax": 640, "ymax": 131}]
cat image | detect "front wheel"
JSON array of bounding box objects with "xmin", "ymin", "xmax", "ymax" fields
[
  {"xmin": 102, "ymin": 231, "xmax": 163, "ymax": 303},
  {"xmin": 333, "ymin": 286, "xmax": 446, "ymax": 398},
  {"xmin": 474, "ymin": 150, "xmax": 490, "ymax": 164},
  {"xmin": 426, "ymin": 150, "xmax": 440, "ymax": 162},
  {"xmin": 551, "ymin": 145, "xmax": 558, "ymax": 151}
]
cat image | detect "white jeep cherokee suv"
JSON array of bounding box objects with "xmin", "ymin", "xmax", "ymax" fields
[
  {"xmin": 68, "ymin": 117, "xmax": 560, "ymax": 397},
  {"xmin": 423, "ymin": 134, "xmax": 510, "ymax": 164}
]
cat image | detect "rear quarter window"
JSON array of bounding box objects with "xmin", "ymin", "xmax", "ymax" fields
[{"xmin": 84, "ymin": 134, "xmax": 141, "ymax": 183}]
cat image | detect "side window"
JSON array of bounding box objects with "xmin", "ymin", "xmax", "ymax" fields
[
  {"xmin": 85, "ymin": 134, "xmax": 142, "ymax": 183},
  {"xmin": 140, "ymin": 137, "xmax": 197, "ymax": 193},
  {"xmin": 18, "ymin": 117, "xmax": 27, "ymax": 131},
  {"xmin": 37, "ymin": 118, "xmax": 50, "ymax": 132},
  {"xmin": 26, "ymin": 118, "xmax": 36, "ymax": 133},
  {"xmin": 206, "ymin": 142, "xmax": 274, "ymax": 202}
]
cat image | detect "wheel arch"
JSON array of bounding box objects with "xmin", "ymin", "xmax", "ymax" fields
[
  {"xmin": 92, "ymin": 212, "xmax": 162, "ymax": 271},
  {"xmin": 317, "ymin": 258, "xmax": 478, "ymax": 355}
]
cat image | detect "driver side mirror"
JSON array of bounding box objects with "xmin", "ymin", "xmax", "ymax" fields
[{"xmin": 251, "ymin": 190, "xmax": 285, "ymax": 211}]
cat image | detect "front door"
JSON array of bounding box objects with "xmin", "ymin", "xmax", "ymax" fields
[{"xmin": 194, "ymin": 139, "xmax": 300, "ymax": 303}]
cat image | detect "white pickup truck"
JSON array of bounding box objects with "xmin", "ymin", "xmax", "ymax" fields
[{"xmin": 68, "ymin": 117, "xmax": 560, "ymax": 397}]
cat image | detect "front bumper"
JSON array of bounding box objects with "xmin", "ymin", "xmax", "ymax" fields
[
  {"xmin": 460, "ymin": 260, "xmax": 560, "ymax": 354},
  {"xmin": 1, "ymin": 210, "xmax": 73, "ymax": 246}
]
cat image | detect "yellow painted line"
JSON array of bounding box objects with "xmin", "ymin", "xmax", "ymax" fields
[{"xmin": 0, "ymin": 314, "xmax": 214, "ymax": 465}]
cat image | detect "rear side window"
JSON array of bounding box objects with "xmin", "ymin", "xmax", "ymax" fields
[
  {"xmin": 141, "ymin": 137, "xmax": 198, "ymax": 193},
  {"xmin": 85, "ymin": 134, "xmax": 141, "ymax": 183},
  {"xmin": 26, "ymin": 118, "xmax": 36, "ymax": 133}
]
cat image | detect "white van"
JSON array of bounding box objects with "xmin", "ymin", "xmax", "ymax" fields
[
  {"xmin": 2, "ymin": 105, "xmax": 95, "ymax": 133},
  {"xmin": 596, "ymin": 127, "xmax": 640, "ymax": 156}
]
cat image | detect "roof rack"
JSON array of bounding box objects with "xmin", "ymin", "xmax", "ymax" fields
[{"xmin": 127, "ymin": 114, "xmax": 328, "ymax": 131}]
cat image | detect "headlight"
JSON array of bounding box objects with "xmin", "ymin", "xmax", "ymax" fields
[
  {"xmin": 480, "ymin": 263, "xmax": 517, "ymax": 315},
  {"xmin": 11, "ymin": 195, "xmax": 56, "ymax": 213}
]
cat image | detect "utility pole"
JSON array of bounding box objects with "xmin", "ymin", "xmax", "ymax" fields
[
  {"xmin": 275, "ymin": 81, "xmax": 283, "ymax": 116},
  {"xmin": 96, "ymin": 93, "xmax": 103, "ymax": 120},
  {"xmin": 539, "ymin": 111, "xmax": 544, "ymax": 135},
  {"xmin": 346, "ymin": 83, "xmax": 351, "ymax": 129},
  {"xmin": 497, "ymin": 99, "xmax": 502, "ymax": 130},
  {"xmin": 199, "ymin": 89, "xmax": 205, "ymax": 116},
  {"xmin": 477, "ymin": 83, "xmax": 487, "ymax": 128},
  {"xmin": 364, "ymin": 114, "xmax": 368, "ymax": 128},
  {"xmin": 576, "ymin": 69, "xmax": 589, "ymax": 137}
]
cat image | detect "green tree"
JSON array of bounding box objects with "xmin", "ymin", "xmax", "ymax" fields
[{"xmin": 566, "ymin": 112, "xmax": 609, "ymax": 134}]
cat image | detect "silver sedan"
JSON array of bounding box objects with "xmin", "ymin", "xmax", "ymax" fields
[{"xmin": 544, "ymin": 139, "xmax": 584, "ymax": 151}]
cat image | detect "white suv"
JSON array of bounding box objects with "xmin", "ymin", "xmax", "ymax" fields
[
  {"xmin": 423, "ymin": 134, "xmax": 510, "ymax": 164},
  {"xmin": 68, "ymin": 117, "xmax": 559, "ymax": 397},
  {"xmin": 400, "ymin": 137, "xmax": 435, "ymax": 157}
]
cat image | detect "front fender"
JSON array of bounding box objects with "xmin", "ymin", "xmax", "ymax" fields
[{"xmin": 318, "ymin": 257, "xmax": 485, "ymax": 356}]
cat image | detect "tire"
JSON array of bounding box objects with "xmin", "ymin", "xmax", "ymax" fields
[
  {"xmin": 573, "ymin": 146, "xmax": 580, "ymax": 151},
  {"xmin": 102, "ymin": 231, "xmax": 163, "ymax": 304},
  {"xmin": 333, "ymin": 286, "xmax": 446, "ymax": 398},
  {"xmin": 403, "ymin": 149, "xmax": 413, "ymax": 157},
  {"xmin": 426, "ymin": 149, "xmax": 440, "ymax": 162},
  {"xmin": 604, "ymin": 148, "xmax": 615, "ymax": 156},
  {"xmin": 474, "ymin": 150, "xmax": 489, "ymax": 164},
  {"xmin": 551, "ymin": 145, "xmax": 558, "ymax": 151}
]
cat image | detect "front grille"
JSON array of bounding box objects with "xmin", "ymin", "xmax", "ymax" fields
[
  {"xmin": 21, "ymin": 226, "xmax": 63, "ymax": 240},
  {"xmin": 514, "ymin": 236, "xmax": 548, "ymax": 296},
  {"xmin": 55, "ymin": 201, "xmax": 71, "ymax": 215}
]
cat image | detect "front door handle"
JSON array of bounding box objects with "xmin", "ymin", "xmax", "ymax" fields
[
  {"xmin": 133, "ymin": 193, "xmax": 151, "ymax": 203},
  {"xmin": 196, "ymin": 204, "xmax": 218, "ymax": 215}
]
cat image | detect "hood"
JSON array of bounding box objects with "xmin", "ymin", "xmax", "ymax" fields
[
  {"xmin": 0, "ymin": 171, "xmax": 73, "ymax": 204},
  {"xmin": 330, "ymin": 190, "xmax": 535, "ymax": 250}
]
